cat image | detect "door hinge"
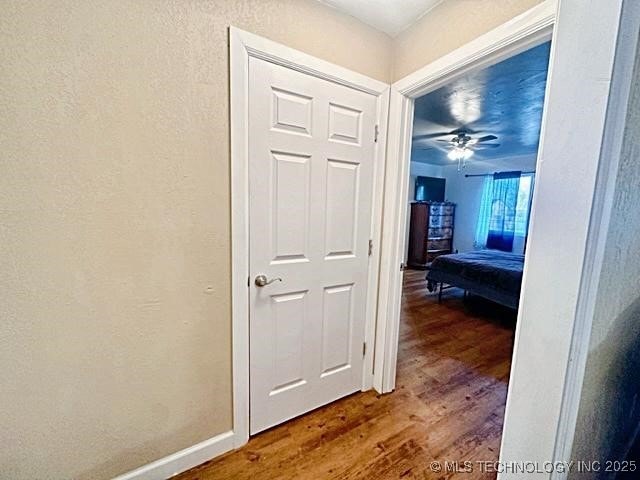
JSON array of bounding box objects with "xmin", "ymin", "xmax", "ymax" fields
[
  {"xmin": 247, "ymin": 276, "xmax": 250, "ymax": 287},
  {"xmin": 400, "ymin": 262, "xmax": 406, "ymax": 271},
  {"xmin": 368, "ymin": 239, "xmax": 373, "ymax": 256},
  {"xmin": 362, "ymin": 342, "xmax": 367, "ymax": 357},
  {"xmin": 374, "ymin": 124, "xmax": 379, "ymax": 143}
]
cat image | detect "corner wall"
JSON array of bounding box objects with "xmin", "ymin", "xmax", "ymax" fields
[{"xmin": 392, "ymin": 0, "xmax": 544, "ymax": 81}]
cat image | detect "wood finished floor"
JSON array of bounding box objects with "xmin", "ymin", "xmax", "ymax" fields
[{"xmin": 177, "ymin": 270, "xmax": 516, "ymax": 480}]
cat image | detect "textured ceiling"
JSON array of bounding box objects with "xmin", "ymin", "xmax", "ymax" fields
[
  {"xmin": 317, "ymin": 0, "xmax": 442, "ymax": 37},
  {"xmin": 411, "ymin": 41, "xmax": 551, "ymax": 166}
]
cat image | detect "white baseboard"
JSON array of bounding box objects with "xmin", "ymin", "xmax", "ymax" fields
[{"xmin": 112, "ymin": 430, "xmax": 235, "ymax": 480}]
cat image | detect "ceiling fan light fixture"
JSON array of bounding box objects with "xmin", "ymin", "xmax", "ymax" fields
[
  {"xmin": 448, "ymin": 146, "xmax": 474, "ymax": 161},
  {"xmin": 447, "ymin": 148, "xmax": 460, "ymax": 161}
]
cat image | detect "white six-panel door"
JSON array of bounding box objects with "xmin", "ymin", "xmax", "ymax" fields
[{"xmin": 248, "ymin": 57, "xmax": 377, "ymax": 434}]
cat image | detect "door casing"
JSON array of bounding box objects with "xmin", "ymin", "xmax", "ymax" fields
[{"xmin": 230, "ymin": 26, "xmax": 390, "ymax": 448}]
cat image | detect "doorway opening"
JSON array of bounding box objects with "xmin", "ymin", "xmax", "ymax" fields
[{"xmin": 399, "ymin": 40, "xmax": 552, "ymax": 461}]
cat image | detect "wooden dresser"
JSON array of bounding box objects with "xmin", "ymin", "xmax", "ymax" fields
[{"xmin": 407, "ymin": 202, "xmax": 456, "ymax": 269}]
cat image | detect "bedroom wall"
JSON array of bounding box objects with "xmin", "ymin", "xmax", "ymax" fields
[
  {"xmin": 569, "ymin": 26, "xmax": 640, "ymax": 477},
  {"xmin": 392, "ymin": 0, "xmax": 545, "ymax": 81},
  {"xmin": 0, "ymin": 1, "xmax": 391, "ymax": 479},
  {"xmin": 441, "ymin": 155, "xmax": 538, "ymax": 253}
]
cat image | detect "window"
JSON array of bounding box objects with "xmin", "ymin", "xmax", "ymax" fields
[
  {"xmin": 514, "ymin": 174, "xmax": 534, "ymax": 236},
  {"xmin": 474, "ymin": 172, "xmax": 534, "ymax": 252}
]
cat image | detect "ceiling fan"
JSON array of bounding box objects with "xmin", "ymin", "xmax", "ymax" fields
[{"xmin": 413, "ymin": 129, "xmax": 500, "ymax": 169}]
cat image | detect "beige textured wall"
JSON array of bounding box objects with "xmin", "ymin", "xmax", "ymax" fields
[
  {"xmin": 0, "ymin": 1, "xmax": 391, "ymax": 479},
  {"xmin": 392, "ymin": 0, "xmax": 545, "ymax": 81},
  {"xmin": 570, "ymin": 27, "xmax": 640, "ymax": 476}
]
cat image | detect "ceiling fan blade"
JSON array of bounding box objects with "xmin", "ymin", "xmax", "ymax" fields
[
  {"xmin": 413, "ymin": 131, "xmax": 457, "ymax": 140},
  {"xmin": 475, "ymin": 135, "xmax": 498, "ymax": 142},
  {"xmin": 435, "ymin": 139, "xmax": 453, "ymax": 143},
  {"xmin": 451, "ymin": 127, "xmax": 482, "ymax": 135},
  {"xmin": 474, "ymin": 143, "xmax": 501, "ymax": 149}
]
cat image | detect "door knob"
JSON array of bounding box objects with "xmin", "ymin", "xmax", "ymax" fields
[{"xmin": 254, "ymin": 275, "xmax": 282, "ymax": 287}]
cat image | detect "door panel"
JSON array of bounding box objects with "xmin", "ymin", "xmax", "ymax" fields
[
  {"xmin": 249, "ymin": 57, "xmax": 377, "ymax": 434},
  {"xmin": 271, "ymin": 87, "xmax": 313, "ymax": 136},
  {"xmin": 270, "ymin": 151, "xmax": 311, "ymax": 263},
  {"xmin": 269, "ymin": 290, "xmax": 307, "ymax": 394},
  {"xmin": 321, "ymin": 283, "xmax": 354, "ymax": 376},
  {"xmin": 325, "ymin": 159, "xmax": 360, "ymax": 258},
  {"xmin": 328, "ymin": 103, "xmax": 362, "ymax": 144}
]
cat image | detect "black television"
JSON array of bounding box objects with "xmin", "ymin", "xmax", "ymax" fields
[{"xmin": 415, "ymin": 176, "xmax": 445, "ymax": 202}]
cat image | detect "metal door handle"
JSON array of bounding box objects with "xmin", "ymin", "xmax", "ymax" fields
[{"xmin": 254, "ymin": 275, "xmax": 282, "ymax": 287}]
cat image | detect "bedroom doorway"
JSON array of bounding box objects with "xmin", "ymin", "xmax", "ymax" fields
[
  {"xmin": 376, "ymin": 0, "xmax": 634, "ymax": 468},
  {"xmin": 393, "ymin": 37, "xmax": 552, "ymax": 465}
]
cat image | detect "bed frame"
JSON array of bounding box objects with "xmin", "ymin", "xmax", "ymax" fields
[{"xmin": 425, "ymin": 251, "xmax": 524, "ymax": 309}]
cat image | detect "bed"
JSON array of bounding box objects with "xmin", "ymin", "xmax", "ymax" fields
[{"xmin": 425, "ymin": 250, "xmax": 525, "ymax": 309}]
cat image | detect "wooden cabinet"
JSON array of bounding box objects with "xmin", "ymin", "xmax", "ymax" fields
[{"xmin": 407, "ymin": 202, "xmax": 456, "ymax": 269}]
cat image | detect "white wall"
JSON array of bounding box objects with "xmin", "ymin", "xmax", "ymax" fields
[
  {"xmin": 442, "ymin": 155, "xmax": 538, "ymax": 253},
  {"xmin": 500, "ymin": 2, "xmax": 637, "ymax": 472}
]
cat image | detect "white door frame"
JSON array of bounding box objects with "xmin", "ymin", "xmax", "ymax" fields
[
  {"xmin": 229, "ymin": 26, "xmax": 390, "ymax": 447},
  {"xmin": 377, "ymin": 0, "xmax": 637, "ymax": 475}
]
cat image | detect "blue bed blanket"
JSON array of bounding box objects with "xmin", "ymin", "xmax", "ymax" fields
[{"xmin": 426, "ymin": 250, "xmax": 525, "ymax": 307}]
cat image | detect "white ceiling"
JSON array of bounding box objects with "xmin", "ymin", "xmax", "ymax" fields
[{"xmin": 317, "ymin": 0, "xmax": 443, "ymax": 37}]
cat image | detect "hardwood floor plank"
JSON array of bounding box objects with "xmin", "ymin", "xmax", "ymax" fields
[{"xmin": 176, "ymin": 270, "xmax": 515, "ymax": 480}]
